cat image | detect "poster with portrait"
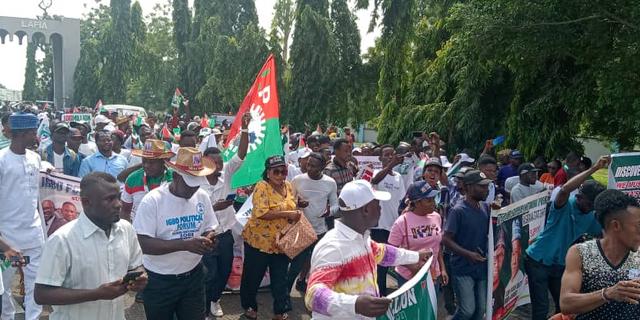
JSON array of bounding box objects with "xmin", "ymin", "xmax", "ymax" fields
[
  {"xmin": 488, "ymin": 191, "xmax": 550, "ymax": 320},
  {"xmin": 39, "ymin": 171, "xmax": 82, "ymax": 238}
]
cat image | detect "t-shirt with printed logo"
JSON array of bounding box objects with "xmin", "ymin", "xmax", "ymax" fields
[
  {"xmin": 121, "ymin": 168, "xmax": 173, "ymax": 221},
  {"xmin": 133, "ymin": 184, "xmax": 218, "ymax": 275}
]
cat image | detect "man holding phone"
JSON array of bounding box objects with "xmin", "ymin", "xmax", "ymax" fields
[
  {"xmin": 134, "ymin": 147, "xmax": 219, "ymax": 320},
  {"xmin": 200, "ymin": 112, "xmax": 250, "ymax": 318},
  {"xmin": 34, "ymin": 173, "xmax": 147, "ymax": 320}
]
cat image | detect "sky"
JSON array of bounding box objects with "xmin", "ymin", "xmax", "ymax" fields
[{"xmin": 0, "ymin": 0, "xmax": 380, "ymax": 91}]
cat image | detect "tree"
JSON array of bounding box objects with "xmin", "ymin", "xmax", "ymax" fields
[
  {"xmin": 287, "ymin": 0, "xmax": 337, "ymax": 128},
  {"xmin": 172, "ymin": 0, "xmax": 191, "ymax": 88},
  {"xmin": 330, "ymin": 0, "xmax": 362, "ymax": 125},
  {"xmin": 36, "ymin": 42, "xmax": 54, "ymax": 102},
  {"xmin": 22, "ymin": 41, "xmax": 38, "ymax": 101},
  {"xmin": 102, "ymin": 0, "xmax": 132, "ymax": 103},
  {"xmin": 270, "ymin": 0, "xmax": 295, "ymax": 64}
]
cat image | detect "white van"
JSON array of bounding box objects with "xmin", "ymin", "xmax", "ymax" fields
[{"xmin": 102, "ymin": 104, "xmax": 148, "ymax": 118}]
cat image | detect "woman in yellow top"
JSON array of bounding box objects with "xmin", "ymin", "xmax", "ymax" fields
[{"xmin": 240, "ymin": 155, "xmax": 302, "ymax": 320}]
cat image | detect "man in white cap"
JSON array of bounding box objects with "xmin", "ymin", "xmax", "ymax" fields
[
  {"xmin": 305, "ymin": 180, "xmax": 430, "ymax": 319},
  {"xmin": 133, "ymin": 147, "xmax": 219, "ymax": 320},
  {"xmin": 0, "ymin": 112, "xmax": 44, "ymax": 320}
]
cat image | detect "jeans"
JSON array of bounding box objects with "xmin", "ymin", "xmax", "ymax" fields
[
  {"xmin": 202, "ymin": 230, "xmax": 234, "ymax": 312},
  {"xmin": 2, "ymin": 246, "xmax": 43, "ymax": 320},
  {"xmin": 286, "ymin": 233, "xmax": 324, "ymax": 293},
  {"xmin": 370, "ymin": 229, "xmax": 390, "ymax": 296},
  {"xmin": 143, "ymin": 264, "xmax": 206, "ymax": 320},
  {"xmin": 443, "ymin": 252, "xmax": 457, "ymax": 315},
  {"xmin": 240, "ymin": 242, "xmax": 291, "ymax": 314},
  {"xmin": 524, "ymin": 254, "xmax": 564, "ymax": 320},
  {"xmin": 451, "ymin": 275, "xmax": 487, "ymax": 320}
]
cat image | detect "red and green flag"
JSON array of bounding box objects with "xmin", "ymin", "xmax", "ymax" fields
[
  {"xmin": 223, "ymin": 54, "xmax": 282, "ymax": 188},
  {"xmin": 171, "ymin": 88, "xmax": 184, "ymax": 109}
]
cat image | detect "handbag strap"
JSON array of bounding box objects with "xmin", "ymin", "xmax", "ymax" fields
[{"xmin": 403, "ymin": 214, "xmax": 410, "ymax": 249}]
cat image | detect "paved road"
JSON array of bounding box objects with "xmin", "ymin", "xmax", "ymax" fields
[{"xmin": 10, "ymin": 274, "xmax": 539, "ymax": 320}]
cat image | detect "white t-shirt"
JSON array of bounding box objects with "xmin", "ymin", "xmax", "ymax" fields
[
  {"xmin": 200, "ymin": 155, "xmax": 243, "ymax": 233},
  {"xmin": 291, "ymin": 174, "xmax": 339, "ymax": 235},
  {"xmin": 198, "ymin": 134, "xmax": 218, "ymax": 153},
  {"xmin": 510, "ymin": 181, "xmax": 545, "ymax": 203},
  {"xmin": 287, "ymin": 163, "xmax": 301, "ymax": 182},
  {"xmin": 133, "ymin": 184, "xmax": 218, "ymax": 275},
  {"xmin": 78, "ymin": 141, "xmax": 97, "ymax": 157},
  {"xmin": 0, "ymin": 148, "xmax": 45, "ymax": 250},
  {"xmin": 53, "ymin": 151, "xmax": 64, "ymax": 170},
  {"xmin": 372, "ymin": 170, "xmax": 406, "ymax": 231}
]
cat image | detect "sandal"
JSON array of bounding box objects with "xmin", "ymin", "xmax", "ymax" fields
[{"xmin": 241, "ymin": 308, "xmax": 258, "ymax": 320}]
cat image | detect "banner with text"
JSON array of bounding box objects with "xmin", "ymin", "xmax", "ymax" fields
[
  {"xmin": 61, "ymin": 113, "xmax": 92, "ymax": 123},
  {"xmin": 608, "ymin": 152, "xmax": 640, "ymax": 200},
  {"xmin": 488, "ymin": 191, "xmax": 550, "ymax": 320},
  {"xmin": 377, "ymin": 257, "xmax": 437, "ymax": 320},
  {"xmin": 39, "ymin": 171, "xmax": 82, "ymax": 237}
]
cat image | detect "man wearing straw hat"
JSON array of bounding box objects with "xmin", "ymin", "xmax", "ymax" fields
[
  {"xmin": 133, "ymin": 147, "xmax": 219, "ymax": 320},
  {"xmin": 121, "ymin": 139, "xmax": 175, "ymax": 222}
]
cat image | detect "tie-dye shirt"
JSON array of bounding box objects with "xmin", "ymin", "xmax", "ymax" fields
[{"xmin": 305, "ymin": 220, "xmax": 419, "ymax": 319}]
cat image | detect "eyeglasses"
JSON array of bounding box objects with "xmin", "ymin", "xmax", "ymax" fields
[{"xmin": 271, "ymin": 168, "xmax": 288, "ymax": 176}]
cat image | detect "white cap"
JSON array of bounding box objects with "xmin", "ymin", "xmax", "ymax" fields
[
  {"xmin": 211, "ymin": 128, "xmax": 222, "ymax": 135},
  {"xmin": 95, "ymin": 115, "xmax": 110, "ymax": 124},
  {"xmin": 199, "ymin": 127, "xmax": 212, "ymax": 137},
  {"xmin": 458, "ymin": 153, "xmax": 475, "ymax": 164},
  {"xmin": 177, "ymin": 171, "xmax": 210, "ymax": 187},
  {"xmin": 440, "ymin": 155, "xmax": 453, "ymax": 168},
  {"xmin": 339, "ymin": 180, "xmax": 391, "ymax": 211}
]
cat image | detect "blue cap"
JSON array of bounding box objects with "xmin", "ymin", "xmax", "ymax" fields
[
  {"xmin": 407, "ymin": 181, "xmax": 439, "ymax": 202},
  {"xmin": 9, "ymin": 112, "xmax": 39, "ymax": 130},
  {"xmin": 510, "ymin": 150, "xmax": 524, "ymax": 159}
]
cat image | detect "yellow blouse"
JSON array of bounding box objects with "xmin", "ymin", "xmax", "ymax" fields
[{"xmin": 242, "ymin": 180, "xmax": 297, "ymax": 254}]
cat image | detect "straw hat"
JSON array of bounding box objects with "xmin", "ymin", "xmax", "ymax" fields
[
  {"xmin": 165, "ymin": 147, "xmax": 216, "ymax": 186},
  {"xmin": 115, "ymin": 116, "xmax": 130, "ymax": 126},
  {"xmin": 131, "ymin": 139, "xmax": 175, "ymax": 159}
]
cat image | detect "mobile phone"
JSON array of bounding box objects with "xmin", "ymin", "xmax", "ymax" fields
[
  {"xmin": 225, "ymin": 194, "xmax": 236, "ymax": 201},
  {"xmin": 476, "ymin": 247, "xmax": 485, "ymax": 257},
  {"xmin": 123, "ymin": 270, "xmax": 143, "ymax": 283},
  {"xmin": 1, "ymin": 254, "xmax": 29, "ymax": 266}
]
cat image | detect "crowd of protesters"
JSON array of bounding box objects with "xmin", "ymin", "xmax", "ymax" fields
[{"xmin": 0, "ymin": 103, "xmax": 637, "ymax": 320}]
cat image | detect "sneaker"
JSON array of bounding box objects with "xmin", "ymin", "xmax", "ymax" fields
[{"xmin": 211, "ymin": 301, "xmax": 224, "ymax": 317}]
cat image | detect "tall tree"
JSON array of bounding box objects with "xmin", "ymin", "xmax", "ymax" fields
[
  {"xmin": 22, "ymin": 41, "xmax": 38, "ymax": 101},
  {"xmin": 128, "ymin": 2, "xmax": 146, "ymax": 78},
  {"xmin": 36, "ymin": 42, "xmax": 54, "ymax": 102},
  {"xmin": 102, "ymin": 0, "xmax": 132, "ymax": 103},
  {"xmin": 330, "ymin": 0, "xmax": 362, "ymax": 125},
  {"xmin": 270, "ymin": 0, "xmax": 295, "ymax": 64},
  {"xmin": 172, "ymin": 0, "xmax": 190, "ymax": 89},
  {"xmin": 288, "ymin": 0, "xmax": 337, "ymax": 128}
]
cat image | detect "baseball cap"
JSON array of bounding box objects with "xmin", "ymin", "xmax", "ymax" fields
[
  {"xmin": 299, "ymin": 149, "xmax": 312, "ymax": 159},
  {"xmin": 211, "ymin": 128, "xmax": 222, "ymax": 135},
  {"xmin": 265, "ymin": 155, "xmax": 286, "ymax": 169},
  {"xmin": 339, "ymin": 180, "xmax": 391, "ymax": 211},
  {"xmin": 518, "ymin": 163, "xmax": 541, "ymax": 175},
  {"xmin": 199, "ymin": 127, "xmax": 211, "ymax": 137},
  {"xmin": 407, "ymin": 181, "xmax": 439, "ymax": 202},
  {"xmin": 94, "ymin": 115, "xmax": 110, "ymax": 125},
  {"xmin": 453, "ymin": 166, "xmax": 473, "ymax": 178},
  {"xmin": 424, "ymin": 157, "xmax": 443, "ymax": 169},
  {"xmin": 458, "ymin": 153, "xmax": 475, "ymax": 164},
  {"xmin": 440, "ymin": 156, "xmax": 453, "ymax": 168},
  {"xmin": 52, "ymin": 121, "xmax": 70, "ymax": 133},
  {"xmin": 463, "ymin": 170, "xmax": 492, "ymax": 185},
  {"xmin": 510, "ymin": 150, "xmax": 524, "ymax": 159}
]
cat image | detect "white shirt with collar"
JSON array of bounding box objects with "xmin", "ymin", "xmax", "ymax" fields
[
  {"xmin": 35, "ymin": 213, "xmax": 142, "ymax": 320},
  {"xmin": 200, "ymin": 155, "xmax": 243, "ymax": 233},
  {"xmin": 0, "ymin": 148, "xmax": 44, "ymax": 250},
  {"xmin": 306, "ymin": 220, "xmax": 420, "ymax": 320}
]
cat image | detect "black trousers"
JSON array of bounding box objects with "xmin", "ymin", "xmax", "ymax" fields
[
  {"xmin": 240, "ymin": 242, "xmax": 292, "ymax": 314},
  {"xmin": 203, "ymin": 230, "xmax": 235, "ymax": 312},
  {"xmin": 370, "ymin": 229, "xmax": 390, "ymax": 296},
  {"xmin": 143, "ymin": 264, "xmax": 206, "ymax": 320},
  {"xmin": 524, "ymin": 254, "xmax": 564, "ymax": 320}
]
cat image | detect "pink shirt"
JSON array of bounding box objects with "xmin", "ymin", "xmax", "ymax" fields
[{"xmin": 388, "ymin": 211, "xmax": 442, "ymax": 280}]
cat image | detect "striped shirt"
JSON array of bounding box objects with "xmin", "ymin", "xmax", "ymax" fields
[
  {"xmin": 305, "ymin": 220, "xmax": 419, "ymax": 319},
  {"xmin": 323, "ymin": 159, "xmax": 354, "ymax": 195},
  {"xmin": 121, "ymin": 168, "xmax": 173, "ymax": 221}
]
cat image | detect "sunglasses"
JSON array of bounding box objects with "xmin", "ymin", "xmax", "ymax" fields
[{"xmin": 271, "ymin": 168, "xmax": 288, "ymax": 176}]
